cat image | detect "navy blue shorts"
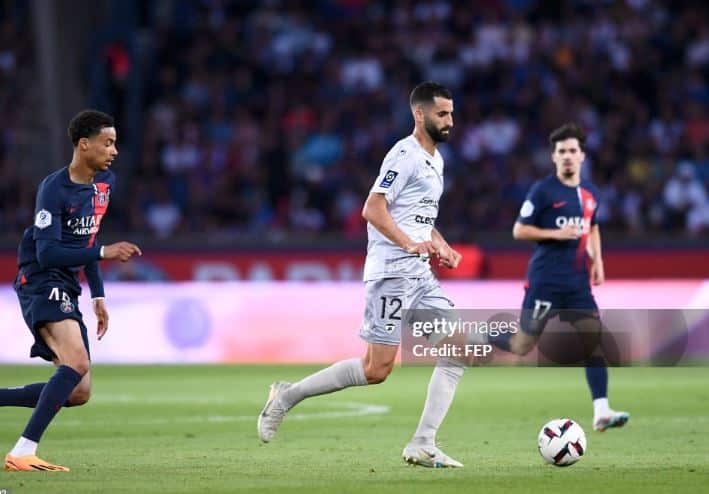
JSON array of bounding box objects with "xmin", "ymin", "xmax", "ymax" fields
[
  {"xmin": 520, "ymin": 283, "xmax": 599, "ymax": 335},
  {"xmin": 13, "ymin": 273, "xmax": 90, "ymax": 362}
]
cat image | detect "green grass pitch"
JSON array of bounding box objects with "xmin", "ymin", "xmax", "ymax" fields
[{"xmin": 1, "ymin": 365, "xmax": 708, "ymax": 493}]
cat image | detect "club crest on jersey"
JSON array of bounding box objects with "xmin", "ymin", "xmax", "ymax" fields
[
  {"xmin": 97, "ymin": 191, "xmax": 108, "ymax": 206},
  {"xmin": 34, "ymin": 209, "xmax": 52, "ymax": 229},
  {"xmin": 93, "ymin": 184, "xmax": 110, "ymax": 206},
  {"xmin": 379, "ymin": 170, "xmax": 399, "ymax": 189},
  {"xmin": 585, "ymin": 198, "xmax": 596, "ymax": 211},
  {"xmin": 60, "ymin": 299, "xmax": 74, "ymax": 314}
]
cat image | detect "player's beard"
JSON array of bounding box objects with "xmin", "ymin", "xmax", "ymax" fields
[
  {"xmin": 424, "ymin": 118, "xmax": 450, "ymax": 143},
  {"xmin": 561, "ymin": 161, "xmax": 577, "ymax": 179}
]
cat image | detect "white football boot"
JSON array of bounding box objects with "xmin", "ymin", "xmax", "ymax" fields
[
  {"xmin": 257, "ymin": 381, "xmax": 292, "ymax": 442},
  {"xmin": 593, "ymin": 410, "xmax": 630, "ymax": 431},
  {"xmin": 402, "ymin": 442, "xmax": 464, "ymax": 468}
]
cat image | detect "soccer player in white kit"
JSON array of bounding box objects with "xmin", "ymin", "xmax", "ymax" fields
[{"xmin": 258, "ymin": 82, "xmax": 467, "ymax": 468}]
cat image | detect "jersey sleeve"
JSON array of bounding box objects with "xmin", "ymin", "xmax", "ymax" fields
[
  {"xmin": 516, "ymin": 181, "xmax": 546, "ymax": 225},
  {"xmin": 32, "ymin": 179, "xmax": 63, "ymax": 241},
  {"xmin": 36, "ymin": 239, "xmax": 102, "ymax": 268},
  {"xmin": 369, "ymin": 146, "xmax": 416, "ymax": 204},
  {"xmin": 84, "ymin": 260, "xmax": 105, "ymax": 298}
]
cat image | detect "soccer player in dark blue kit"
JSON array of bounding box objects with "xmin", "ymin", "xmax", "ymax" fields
[
  {"xmin": 1, "ymin": 110, "xmax": 142, "ymax": 472},
  {"xmin": 490, "ymin": 123, "xmax": 629, "ymax": 432}
]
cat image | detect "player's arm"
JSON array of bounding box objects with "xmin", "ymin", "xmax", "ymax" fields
[
  {"xmin": 32, "ymin": 180, "xmax": 141, "ymax": 268},
  {"xmin": 36, "ymin": 239, "xmax": 143, "ymax": 268},
  {"xmin": 365, "ymin": 150, "xmax": 436, "ymax": 256},
  {"xmin": 362, "ymin": 193, "xmax": 436, "ymax": 255},
  {"xmin": 431, "ymin": 228, "xmax": 449, "ymax": 249},
  {"xmin": 431, "ymin": 228, "xmax": 462, "ymax": 269},
  {"xmin": 84, "ymin": 261, "xmax": 110, "ymax": 339},
  {"xmin": 36, "ymin": 239, "xmax": 101, "ymax": 268},
  {"xmin": 32, "ymin": 181, "xmax": 101, "ymax": 267},
  {"xmin": 513, "ymin": 183, "xmax": 580, "ymax": 242},
  {"xmin": 587, "ymin": 225, "xmax": 605, "ymax": 285},
  {"xmin": 512, "ymin": 222, "xmax": 580, "ymax": 242},
  {"xmin": 84, "ymin": 260, "xmax": 105, "ymax": 298}
]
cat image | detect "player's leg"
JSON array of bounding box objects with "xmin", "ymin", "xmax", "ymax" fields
[
  {"xmin": 257, "ymin": 278, "xmax": 406, "ymax": 443},
  {"xmin": 566, "ymin": 289, "xmax": 630, "ymax": 432},
  {"xmin": 403, "ymin": 356, "xmax": 465, "ymax": 468},
  {"xmin": 59, "ymin": 318, "xmax": 93, "ymax": 408},
  {"xmin": 0, "ymin": 383, "xmax": 46, "ymax": 408},
  {"xmin": 0, "ymin": 369, "xmax": 90, "ymax": 408},
  {"xmin": 282, "ymin": 342, "xmax": 397, "ymax": 408},
  {"xmin": 570, "ymin": 324, "xmax": 629, "ymax": 430},
  {"xmin": 5, "ymin": 319, "xmax": 89, "ymax": 472},
  {"xmin": 0, "ymin": 321, "xmax": 91, "ymax": 409},
  {"xmin": 488, "ymin": 285, "xmax": 550, "ymax": 356},
  {"xmin": 1, "ymin": 280, "xmax": 50, "ymax": 408},
  {"xmin": 257, "ymin": 342, "xmax": 395, "ymax": 443},
  {"xmin": 403, "ymin": 276, "xmax": 464, "ymax": 468},
  {"xmin": 63, "ymin": 367, "xmax": 91, "ymax": 407}
]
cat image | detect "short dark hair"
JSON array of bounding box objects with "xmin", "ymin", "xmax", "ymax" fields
[
  {"xmin": 409, "ymin": 81, "xmax": 452, "ymax": 107},
  {"xmin": 549, "ymin": 122, "xmax": 586, "ymax": 151},
  {"xmin": 68, "ymin": 110, "xmax": 115, "ymax": 146}
]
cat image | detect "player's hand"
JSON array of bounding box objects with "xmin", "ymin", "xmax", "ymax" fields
[
  {"xmin": 591, "ymin": 259, "xmax": 605, "ymax": 285},
  {"xmin": 554, "ymin": 224, "xmax": 581, "ymax": 241},
  {"xmin": 438, "ymin": 245, "xmax": 462, "ymax": 269},
  {"xmin": 406, "ymin": 241, "xmax": 437, "ymax": 258},
  {"xmin": 103, "ymin": 241, "xmax": 142, "ymax": 262},
  {"xmin": 93, "ymin": 298, "xmax": 109, "ymax": 340}
]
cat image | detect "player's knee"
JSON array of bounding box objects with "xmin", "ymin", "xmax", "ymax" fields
[
  {"xmin": 364, "ymin": 363, "xmax": 393, "ymax": 384},
  {"xmin": 510, "ymin": 336, "xmax": 536, "ymax": 356},
  {"xmin": 65, "ymin": 356, "xmax": 90, "ymax": 376},
  {"xmin": 67, "ymin": 388, "xmax": 91, "ymax": 406}
]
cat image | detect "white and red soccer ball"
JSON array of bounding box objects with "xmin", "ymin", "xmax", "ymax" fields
[{"xmin": 538, "ymin": 418, "xmax": 587, "ymax": 466}]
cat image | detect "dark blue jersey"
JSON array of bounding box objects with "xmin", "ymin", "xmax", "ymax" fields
[
  {"xmin": 516, "ymin": 174, "xmax": 599, "ymax": 288},
  {"xmin": 17, "ymin": 167, "xmax": 114, "ymax": 295}
]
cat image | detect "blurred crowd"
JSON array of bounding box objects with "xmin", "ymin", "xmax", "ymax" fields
[
  {"xmin": 1, "ymin": 0, "xmax": 709, "ymax": 242},
  {"xmin": 0, "ymin": 2, "xmax": 36, "ymax": 239}
]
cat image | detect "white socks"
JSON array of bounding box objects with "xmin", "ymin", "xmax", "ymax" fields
[
  {"xmin": 10, "ymin": 436, "xmax": 38, "ymax": 457},
  {"xmin": 593, "ymin": 397, "xmax": 610, "ymax": 417},
  {"xmin": 279, "ymin": 358, "xmax": 368, "ymax": 410},
  {"xmin": 412, "ymin": 358, "xmax": 466, "ymax": 445}
]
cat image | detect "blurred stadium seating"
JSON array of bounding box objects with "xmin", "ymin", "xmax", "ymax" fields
[{"xmin": 0, "ymin": 0, "xmax": 707, "ymax": 280}]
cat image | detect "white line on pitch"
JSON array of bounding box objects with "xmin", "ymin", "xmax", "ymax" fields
[{"xmin": 54, "ymin": 402, "xmax": 391, "ymax": 427}]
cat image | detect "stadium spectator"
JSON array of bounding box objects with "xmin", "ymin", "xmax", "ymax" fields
[{"xmin": 2, "ymin": 1, "xmax": 708, "ymax": 241}]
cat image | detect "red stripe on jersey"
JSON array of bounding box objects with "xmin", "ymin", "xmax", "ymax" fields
[
  {"xmin": 576, "ymin": 187, "xmax": 595, "ymax": 266},
  {"xmin": 88, "ymin": 182, "xmax": 110, "ymax": 247}
]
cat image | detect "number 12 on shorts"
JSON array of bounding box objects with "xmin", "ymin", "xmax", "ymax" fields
[{"xmin": 380, "ymin": 296, "xmax": 402, "ymax": 320}]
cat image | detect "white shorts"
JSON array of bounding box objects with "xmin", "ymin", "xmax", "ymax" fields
[{"xmin": 359, "ymin": 271, "xmax": 455, "ymax": 346}]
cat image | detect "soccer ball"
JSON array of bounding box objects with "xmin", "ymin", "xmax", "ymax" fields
[{"xmin": 537, "ymin": 418, "xmax": 587, "ymax": 466}]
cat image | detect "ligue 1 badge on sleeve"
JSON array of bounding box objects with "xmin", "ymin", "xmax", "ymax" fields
[
  {"xmin": 35, "ymin": 209, "xmax": 52, "ymax": 229},
  {"xmin": 379, "ymin": 170, "xmax": 399, "ymax": 188}
]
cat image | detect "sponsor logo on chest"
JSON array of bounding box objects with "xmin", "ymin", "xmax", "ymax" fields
[{"xmin": 67, "ymin": 214, "xmax": 103, "ymax": 235}]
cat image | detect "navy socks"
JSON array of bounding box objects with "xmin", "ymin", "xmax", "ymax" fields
[
  {"xmin": 584, "ymin": 356, "xmax": 608, "ymax": 400},
  {"xmin": 0, "ymin": 383, "xmax": 46, "ymax": 408},
  {"xmin": 22, "ymin": 365, "xmax": 83, "ymax": 442}
]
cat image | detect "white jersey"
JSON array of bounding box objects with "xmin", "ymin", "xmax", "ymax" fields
[{"xmin": 363, "ymin": 135, "xmax": 445, "ymax": 281}]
